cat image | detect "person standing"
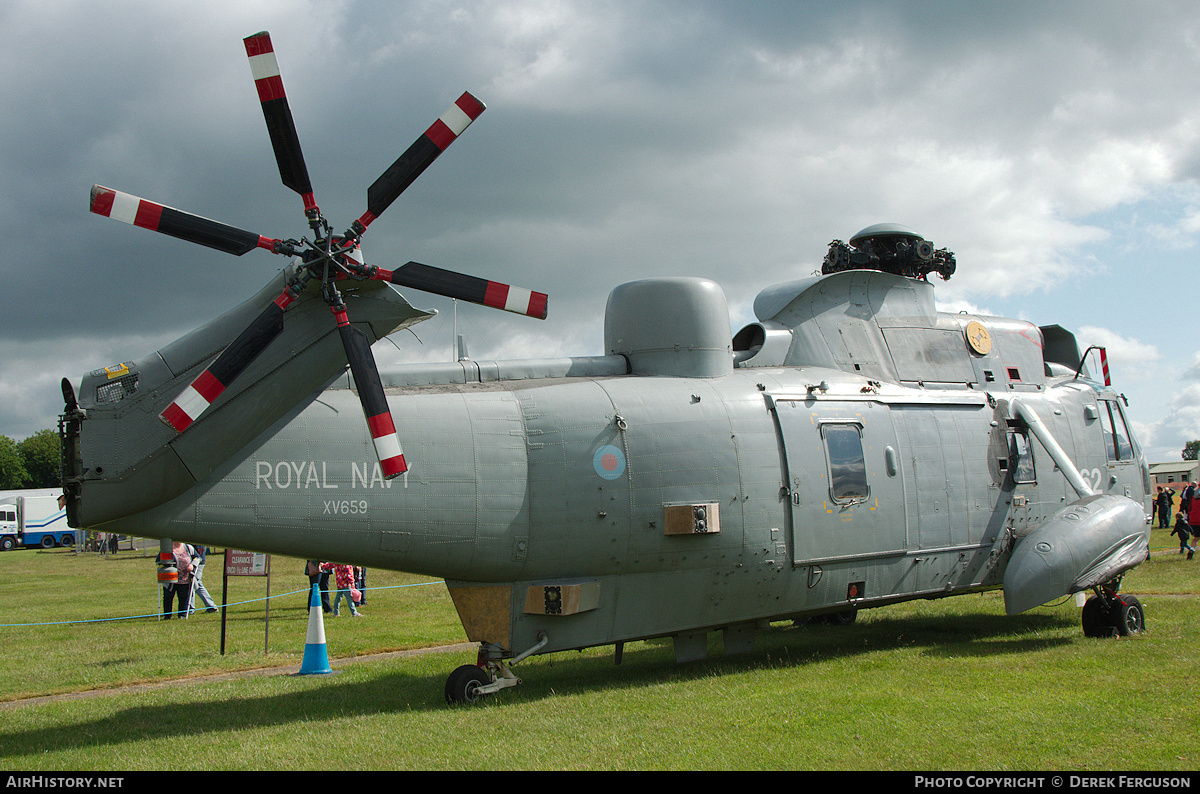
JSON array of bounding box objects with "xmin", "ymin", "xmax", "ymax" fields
[
  {"xmin": 1157, "ymin": 486, "xmax": 1175, "ymax": 529},
  {"xmin": 306, "ymin": 560, "xmax": 332, "ymax": 613},
  {"xmin": 320, "ymin": 562, "xmax": 362, "ymax": 617},
  {"xmin": 188, "ymin": 545, "xmax": 219, "ymax": 614},
  {"xmin": 163, "ymin": 542, "xmax": 194, "ymax": 620},
  {"xmin": 1187, "ymin": 483, "xmax": 1200, "ymax": 528},
  {"xmin": 354, "ymin": 566, "xmax": 367, "ymax": 609}
]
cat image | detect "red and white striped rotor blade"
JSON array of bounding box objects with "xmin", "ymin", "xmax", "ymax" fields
[
  {"xmin": 159, "ymin": 291, "xmax": 296, "ymax": 432},
  {"xmin": 90, "ymin": 185, "xmax": 280, "ymax": 256},
  {"xmin": 377, "ymin": 261, "xmax": 547, "ymax": 320},
  {"xmin": 244, "ymin": 31, "xmax": 317, "ymax": 214},
  {"xmin": 333, "ymin": 305, "xmax": 407, "ymax": 478},
  {"xmin": 348, "ymin": 92, "xmax": 485, "ymax": 238}
]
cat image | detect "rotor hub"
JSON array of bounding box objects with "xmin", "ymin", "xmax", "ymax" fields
[{"xmin": 823, "ymin": 223, "xmax": 956, "ymax": 281}]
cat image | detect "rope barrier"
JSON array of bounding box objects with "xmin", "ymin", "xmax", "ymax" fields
[{"xmin": 0, "ymin": 580, "xmax": 443, "ymax": 628}]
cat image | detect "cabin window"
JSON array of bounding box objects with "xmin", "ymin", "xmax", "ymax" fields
[
  {"xmin": 1098, "ymin": 399, "xmax": 1134, "ymax": 461},
  {"xmin": 1010, "ymin": 431, "xmax": 1036, "ymax": 484},
  {"xmin": 822, "ymin": 423, "xmax": 868, "ymax": 503},
  {"xmin": 1, "ymin": 511, "xmax": 13, "ymax": 522}
]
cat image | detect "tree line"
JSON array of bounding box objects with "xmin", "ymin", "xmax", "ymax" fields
[{"xmin": 0, "ymin": 430, "xmax": 60, "ymax": 490}]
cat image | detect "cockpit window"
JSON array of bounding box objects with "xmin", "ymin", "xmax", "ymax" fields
[{"xmin": 1099, "ymin": 399, "xmax": 1134, "ymax": 461}]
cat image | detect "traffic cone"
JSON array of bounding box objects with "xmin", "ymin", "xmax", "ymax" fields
[{"xmin": 297, "ymin": 583, "xmax": 332, "ymax": 675}]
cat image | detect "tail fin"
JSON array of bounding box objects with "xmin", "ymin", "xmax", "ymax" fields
[{"xmin": 60, "ymin": 265, "xmax": 430, "ymax": 528}]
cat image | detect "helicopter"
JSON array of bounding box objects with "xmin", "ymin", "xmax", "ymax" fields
[{"xmin": 60, "ymin": 32, "xmax": 1151, "ymax": 704}]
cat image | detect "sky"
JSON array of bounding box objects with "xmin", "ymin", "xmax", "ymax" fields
[{"xmin": 2, "ymin": 0, "xmax": 1199, "ymax": 464}]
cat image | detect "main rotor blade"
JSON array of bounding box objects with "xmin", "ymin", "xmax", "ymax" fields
[
  {"xmin": 244, "ymin": 31, "xmax": 316, "ymax": 213},
  {"xmin": 381, "ymin": 261, "xmax": 548, "ymax": 319},
  {"xmin": 349, "ymin": 92, "xmax": 485, "ymax": 237},
  {"xmin": 159, "ymin": 292, "xmax": 296, "ymax": 432},
  {"xmin": 90, "ymin": 185, "xmax": 281, "ymax": 256},
  {"xmin": 333, "ymin": 306, "xmax": 407, "ymax": 478}
]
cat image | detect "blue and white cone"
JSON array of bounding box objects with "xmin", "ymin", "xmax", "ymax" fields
[{"xmin": 298, "ymin": 583, "xmax": 332, "ymax": 675}]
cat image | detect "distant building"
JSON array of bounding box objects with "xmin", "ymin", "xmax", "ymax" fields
[
  {"xmin": 1147, "ymin": 462, "xmax": 1200, "ymax": 515},
  {"xmin": 1149, "ymin": 461, "xmax": 1200, "ymax": 488}
]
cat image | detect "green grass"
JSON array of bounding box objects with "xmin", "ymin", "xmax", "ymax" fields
[
  {"xmin": 0, "ymin": 531, "xmax": 1196, "ymax": 771},
  {"xmin": 0, "ymin": 546, "xmax": 466, "ymax": 700}
]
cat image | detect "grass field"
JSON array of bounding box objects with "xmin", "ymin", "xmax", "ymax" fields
[{"xmin": 0, "ymin": 526, "xmax": 1196, "ymax": 771}]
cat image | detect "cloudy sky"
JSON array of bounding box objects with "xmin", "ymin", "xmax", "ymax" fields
[{"xmin": 2, "ymin": 0, "xmax": 1199, "ymax": 463}]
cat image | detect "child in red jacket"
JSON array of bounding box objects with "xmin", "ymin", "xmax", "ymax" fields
[{"xmin": 319, "ymin": 562, "xmax": 363, "ymax": 616}]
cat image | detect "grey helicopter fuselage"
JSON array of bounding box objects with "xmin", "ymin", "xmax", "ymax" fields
[{"xmin": 62, "ymin": 243, "xmax": 1151, "ymax": 672}]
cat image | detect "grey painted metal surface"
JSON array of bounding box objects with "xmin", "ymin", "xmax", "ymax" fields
[{"xmin": 61, "ymin": 228, "xmax": 1151, "ymax": 695}]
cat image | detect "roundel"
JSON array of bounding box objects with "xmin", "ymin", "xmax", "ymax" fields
[
  {"xmin": 965, "ymin": 320, "xmax": 992, "ymax": 355},
  {"xmin": 593, "ymin": 444, "xmax": 626, "ymax": 480}
]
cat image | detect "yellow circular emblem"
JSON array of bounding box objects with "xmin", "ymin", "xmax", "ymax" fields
[{"xmin": 965, "ymin": 321, "xmax": 991, "ymax": 355}]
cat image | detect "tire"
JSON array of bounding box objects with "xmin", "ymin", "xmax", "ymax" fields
[
  {"xmin": 40, "ymin": 536, "xmax": 54, "ymax": 549},
  {"xmin": 1110, "ymin": 595, "xmax": 1145, "ymax": 636},
  {"xmin": 444, "ymin": 664, "xmax": 490, "ymax": 705},
  {"xmin": 0, "ymin": 537, "xmax": 13, "ymax": 551},
  {"xmin": 827, "ymin": 609, "xmax": 858, "ymax": 626},
  {"xmin": 1081, "ymin": 596, "xmax": 1111, "ymax": 637},
  {"xmin": 60, "ymin": 535, "xmax": 74, "ymax": 548}
]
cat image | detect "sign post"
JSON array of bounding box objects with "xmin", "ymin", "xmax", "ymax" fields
[{"xmin": 221, "ymin": 550, "xmax": 271, "ymax": 655}]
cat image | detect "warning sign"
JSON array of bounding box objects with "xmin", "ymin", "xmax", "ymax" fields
[{"xmin": 224, "ymin": 550, "xmax": 269, "ymax": 577}]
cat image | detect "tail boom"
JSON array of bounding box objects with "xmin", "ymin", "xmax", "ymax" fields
[{"xmin": 62, "ymin": 270, "xmax": 429, "ymax": 529}]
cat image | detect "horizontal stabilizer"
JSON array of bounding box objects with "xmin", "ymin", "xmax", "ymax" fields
[{"xmin": 1003, "ymin": 494, "xmax": 1148, "ymax": 615}]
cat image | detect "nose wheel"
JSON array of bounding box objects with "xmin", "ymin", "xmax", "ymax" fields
[{"xmin": 1081, "ymin": 584, "xmax": 1145, "ymax": 637}]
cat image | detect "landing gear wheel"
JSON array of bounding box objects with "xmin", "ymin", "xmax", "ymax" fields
[
  {"xmin": 1110, "ymin": 595, "xmax": 1145, "ymax": 636},
  {"xmin": 444, "ymin": 664, "xmax": 491, "ymax": 705},
  {"xmin": 1081, "ymin": 596, "xmax": 1111, "ymax": 637},
  {"xmin": 826, "ymin": 609, "xmax": 858, "ymax": 626}
]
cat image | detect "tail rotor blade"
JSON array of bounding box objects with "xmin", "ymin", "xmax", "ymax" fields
[
  {"xmin": 349, "ymin": 92, "xmax": 485, "ymax": 237},
  {"xmin": 333, "ymin": 305, "xmax": 407, "ymax": 478},
  {"xmin": 90, "ymin": 185, "xmax": 281, "ymax": 256},
  {"xmin": 159, "ymin": 292, "xmax": 297, "ymax": 432},
  {"xmin": 381, "ymin": 261, "xmax": 548, "ymax": 319},
  {"xmin": 244, "ymin": 31, "xmax": 316, "ymax": 212}
]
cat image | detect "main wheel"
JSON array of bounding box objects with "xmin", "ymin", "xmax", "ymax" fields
[
  {"xmin": 444, "ymin": 664, "xmax": 490, "ymax": 705},
  {"xmin": 826, "ymin": 609, "xmax": 858, "ymax": 626},
  {"xmin": 1110, "ymin": 595, "xmax": 1145, "ymax": 636}
]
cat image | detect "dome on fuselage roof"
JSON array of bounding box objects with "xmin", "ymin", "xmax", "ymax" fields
[{"xmin": 848, "ymin": 223, "xmax": 923, "ymax": 246}]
